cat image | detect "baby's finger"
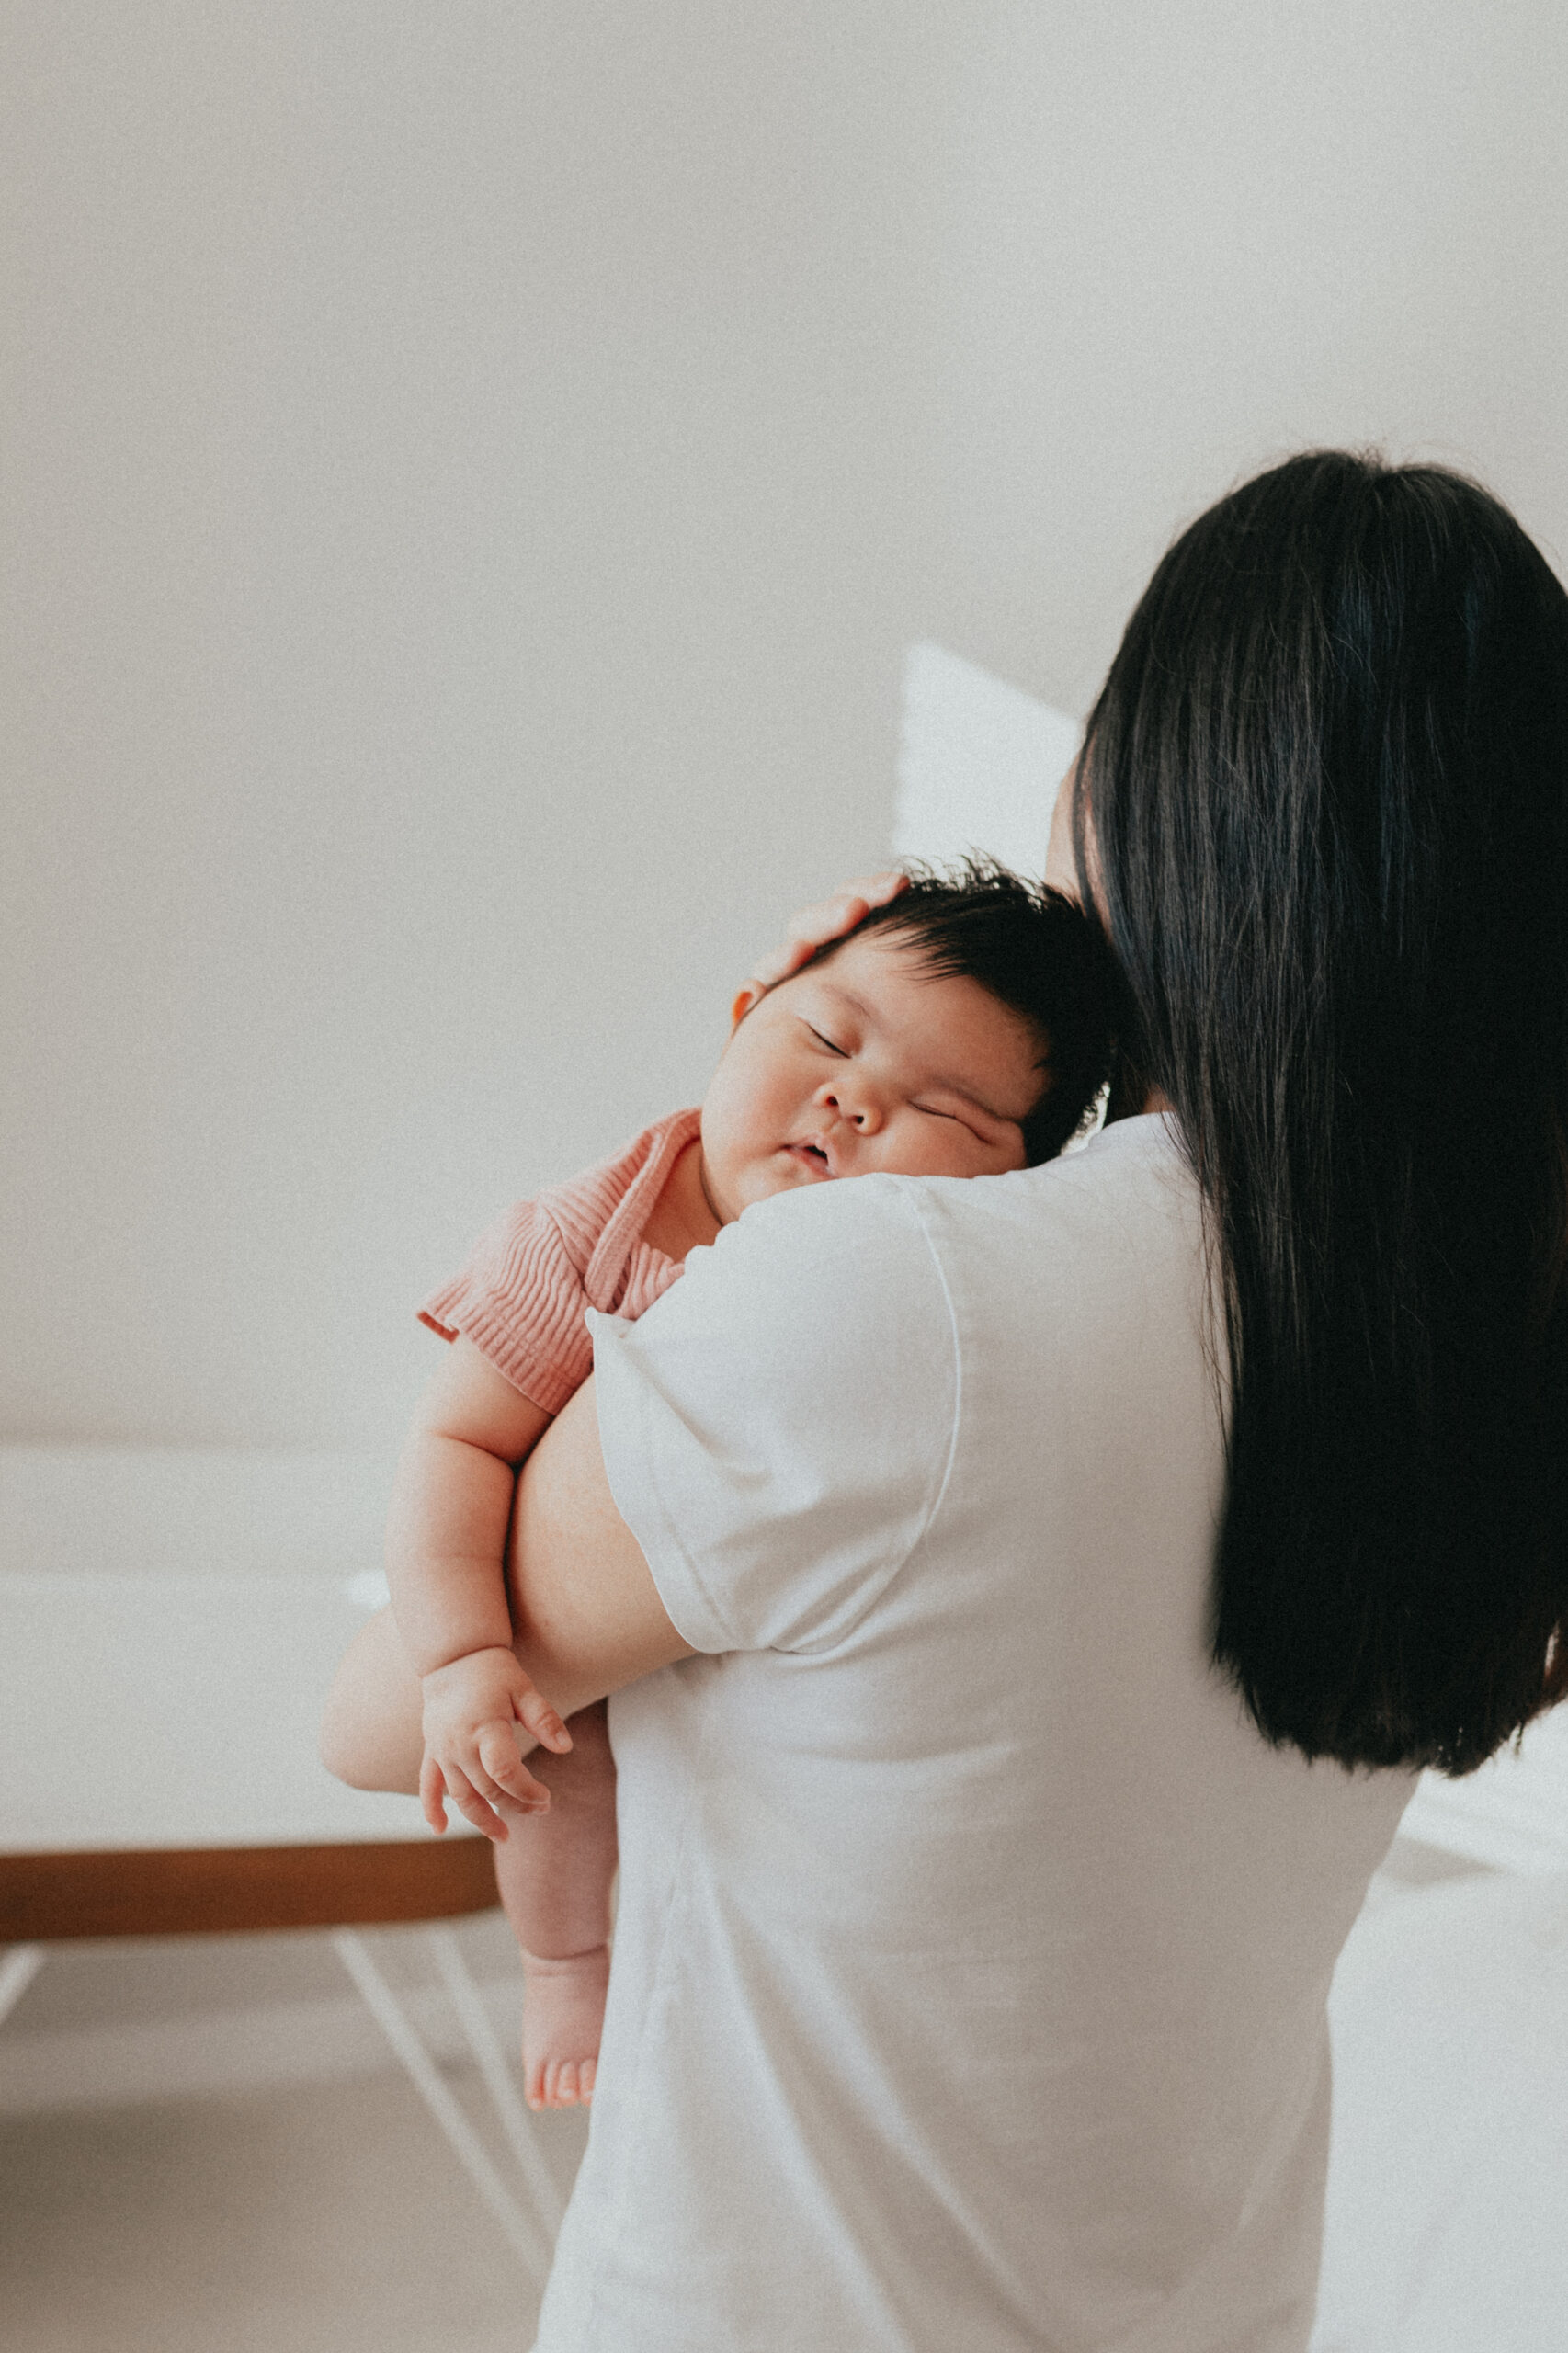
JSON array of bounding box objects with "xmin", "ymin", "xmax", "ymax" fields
[
  {"xmin": 445, "ymin": 1762, "xmax": 510, "ymax": 1844},
  {"xmin": 420, "ymin": 1752, "xmax": 449, "ymax": 1836},
  {"xmin": 477, "ymin": 1725, "xmax": 552, "ymax": 1812},
  {"xmin": 514, "ymin": 1684, "xmax": 572, "ymax": 1754},
  {"xmin": 462, "ymin": 1735, "xmax": 544, "ymax": 1815}
]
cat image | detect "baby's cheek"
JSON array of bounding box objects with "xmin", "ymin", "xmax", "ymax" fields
[
  {"xmin": 895, "ymin": 1125, "xmax": 1018, "ymax": 1182},
  {"xmin": 875, "ymin": 1128, "xmax": 957, "ymax": 1182},
  {"xmin": 928, "ymin": 1137, "xmax": 985, "ymax": 1179},
  {"xmin": 697, "ymin": 1122, "xmax": 741, "ymax": 1210},
  {"xmin": 699, "ymin": 1108, "xmax": 778, "ymax": 1215}
]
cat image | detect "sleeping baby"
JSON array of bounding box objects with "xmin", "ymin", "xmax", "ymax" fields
[{"xmin": 375, "ymin": 862, "xmax": 1116, "ymax": 2108}]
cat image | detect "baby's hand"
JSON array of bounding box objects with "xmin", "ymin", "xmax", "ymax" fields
[{"xmin": 418, "ymin": 1647, "xmax": 574, "ymax": 1843}]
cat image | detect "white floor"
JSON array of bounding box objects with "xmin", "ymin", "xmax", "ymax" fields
[
  {"xmin": 1312, "ymin": 1858, "xmax": 1568, "ymax": 2353},
  {"xmin": 0, "ymin": 1911, "xmax": 583, "ymax": 2351},
  {"xmin": 5, "ymin": 1852, "xmax": 1567, "ymax": 2350},
  {"xmin": 0, "ymin": 2063, "xmax": 586, "ymax": 2353}
]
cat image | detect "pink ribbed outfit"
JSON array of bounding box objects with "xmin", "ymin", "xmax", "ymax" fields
[{"xmin": 419, "ymin": 1108, "xmax": 701, "ymax": 1406}]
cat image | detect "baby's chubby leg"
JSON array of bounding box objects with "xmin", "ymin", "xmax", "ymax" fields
[
  {"xmin": 319, "ymin": 1606, "xmax": 424, "ymax": 1794},
  {"xmin": 319, "ymin": 1613, "xmax": 616, "ymax": 2104},
  {"xmin": 494, "ymin": 1699, "xmax": 619, "ymax": 2110}
]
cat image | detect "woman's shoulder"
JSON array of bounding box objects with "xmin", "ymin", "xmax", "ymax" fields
[
  {"xmin": 692, "ymin": 1115, "xmax": 1197, "ymax": 1304},
  {"xmin": 1052, "ymin": 1109, "xmax": 1198, "ymax": 1232},
  {"xmin": 903, "ymin": 1111, "xmax": 1197, "ymax": 1253},
  {"xmin": 888, "ymin": 1111, "xmax": 1210, "ymax": 1378},
  {"xmin": 690, "ymin": 1166, "xmax": 952, "ymax": 1313}
]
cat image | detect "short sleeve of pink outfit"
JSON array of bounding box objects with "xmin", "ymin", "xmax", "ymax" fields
[{"xmin": 417, "ymin": 1107, "xmax": 702, "ymax": 1416}]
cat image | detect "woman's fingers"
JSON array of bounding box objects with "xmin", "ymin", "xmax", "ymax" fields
[
  {"xmin": 746, "ymin": 870, "xmax": 909, "ymax": 991},
  {"xmin": 834, "ymin": 869, "xmax": 910, "ymax": 910}
]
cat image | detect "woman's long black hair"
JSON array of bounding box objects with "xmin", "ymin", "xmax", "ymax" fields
[{"xmin": 1082, "ymin": 450, "xmax": 1568, "ymax": 1774}]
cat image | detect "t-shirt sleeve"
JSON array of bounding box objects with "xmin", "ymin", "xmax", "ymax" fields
[
  {"xmin": 589, "ymin": 1176, "xmax": 960, "ymax": 1655},
  {"xmin": 419, "ymin": 1198, "xmax": 594, "ymax": 1416}
]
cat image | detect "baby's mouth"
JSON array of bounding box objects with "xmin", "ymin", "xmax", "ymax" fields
[{"xmin": 784, "ymin": 1139, "xmax": 835, "ymax": 1177}]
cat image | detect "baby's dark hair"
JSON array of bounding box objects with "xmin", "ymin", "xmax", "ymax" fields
[{"xmin": 803, "ymin": 858, "xmax": 1119, "ymax": 1164}]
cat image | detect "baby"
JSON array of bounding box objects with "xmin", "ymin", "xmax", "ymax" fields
[{"xmin": 386, "ymin": 862, "xmax": 1116, "ymax": 2109}]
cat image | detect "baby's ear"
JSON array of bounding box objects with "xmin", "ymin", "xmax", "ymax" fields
[{"xmin": 729, "ymin": 980, "xmax": 767, "ymax": 1030}]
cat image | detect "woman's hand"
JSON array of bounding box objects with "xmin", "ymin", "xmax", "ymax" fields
[
  {"xmin": 729, "ymin": 870, "xmax": 910, "ymax": 1027},
  {"xmin": 744, "ymin": 871, "xmax": 909, "ymax": 995}
]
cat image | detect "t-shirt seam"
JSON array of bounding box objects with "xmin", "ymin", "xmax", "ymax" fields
[
  {"xmin": 771, "ymin": 1181, "xmax": 963, "ymax": 1661},
  {"xmin": 899, "ymin": 1177, "xmax": 965, "ymax": 1552},
  {"xmin": 617, "ymin": 1346, "xmax": 726, "ymax": 1655},
  {"xmin": 596, "ymin": 1182, "xmax": 961, "ymax": 1659}
]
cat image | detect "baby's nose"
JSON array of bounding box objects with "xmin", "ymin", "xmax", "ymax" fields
[{"xmin": 820, "ymin": 1083, "xmax": 881, "ymax": 1132}]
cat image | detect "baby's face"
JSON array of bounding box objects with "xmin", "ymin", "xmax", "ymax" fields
[{"xmin": 699, "ymin": 931, "xmax": 1043, "ymax": 1222}]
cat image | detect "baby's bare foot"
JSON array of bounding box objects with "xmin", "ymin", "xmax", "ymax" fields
[{"xmin": 522, "ymin": 1945, "xmax": 610, "ymax": 2109}]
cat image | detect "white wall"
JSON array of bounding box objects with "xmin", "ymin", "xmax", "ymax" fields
[{"xmin": 6, "ymin": 2, "xmax": 1567, "ymax": 1449}]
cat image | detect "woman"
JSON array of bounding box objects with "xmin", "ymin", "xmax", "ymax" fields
[{"xmin": 324, "ymin": 451, "xmax": 1568, "ymax": 2350}]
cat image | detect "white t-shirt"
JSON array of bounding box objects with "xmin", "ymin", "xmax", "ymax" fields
[{"xmin": 531, "ymin": 1114, "xmax": 1415, "ymax": 2353}]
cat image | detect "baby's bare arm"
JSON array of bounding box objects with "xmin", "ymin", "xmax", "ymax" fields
[
  {"xmin": 322, "ymin": 1373, "xmax": 692, "ymax": 1831},
  {"xmin": 388, "ymin": 1335, "xmax": 550, "ymax": 1670},
  {"xmin": 388, "ymin": 1336, "xmax": 574, "ymax": 1836}
]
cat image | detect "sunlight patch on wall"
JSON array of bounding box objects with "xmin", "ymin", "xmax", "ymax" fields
[{"xmin": 894, "ymin": 642, "xmax": 1080, "ymax": 882}]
